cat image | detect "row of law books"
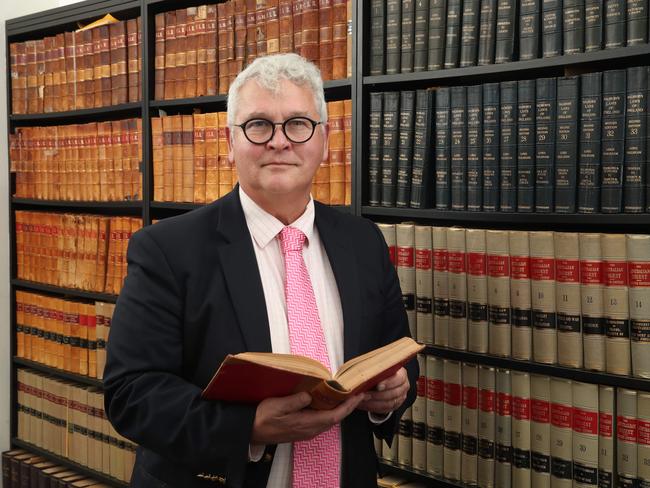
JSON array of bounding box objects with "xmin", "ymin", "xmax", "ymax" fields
[
  {"xmin": 10, "ymin": 119, "xmax": 143, "ymax": 202},
  {"xmin": 14, "ymin": 212, "xmax": 142, "ymax": 295},
  {"xmin": 370, "ymin": 0, "xmax": 650, "ymax": 76},
  {"xmin": 16, "ymin": 368, "xmax": 135, "ymax": 484},
  {"xmin": 9, "ymin": 17, "xmax": 142, "ymax": 115},
  {"xmin": 2, "ymin": 448, "xmax": 114, "ymax": 488},
  {"xmin": 377, "ymin": 354, "xmax": 650, "ymax": 488},
  {"xmin": 369, "ymin": 66, "xmax": 650, "ymax": 212},
  {"xmin": 155, "ymin": 0, "xmax": 352, "ymax": 100},
  {"xmin": 15, "ymin": 291, "xmax": 115, "ymax": 380},
  {"xmin": 379, "ymin": 222, "xmax": 650, "ymax": 377}
]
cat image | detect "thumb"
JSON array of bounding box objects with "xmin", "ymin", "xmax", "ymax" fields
[{"xmin": 279, "ymin": 391, "xmax": 312, "ymax": 413}]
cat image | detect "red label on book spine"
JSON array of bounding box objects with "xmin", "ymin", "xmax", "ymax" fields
[
  {"xmin": 488, "ymin": 255, "xmax": 510, "ymax": 277},
  {"xmin": 513, "ymin": 397, "xmax": 531, "ymax": 420},
  {"xmin": 480, "ymin": 390, "xmax": 496, "ymax": 412},
  {"xmin": 445, "ymin": 383, "xmax": 462, "ymax": 406},
  {"xmin": 511, "ymin": 256, "xmax": 531, "ymax": 279},
  {"xmin": 468, "ymin": 253, "xmax": 486, "ymax": 276},
  {"xmin": 551, "ymin": 403, "xmax": 572, "ymax": 428},
  {"xmin": 397, "ymin": 247, "xmax": 414, "ymax": 268},
  {"xmin": 580, "ymin": 261, "xmax": 603, "ymax": 285},
  {"xmin": 617, "ymin": 416, "xmax": 638, "ymax": 442},
  {"xmin": 531, "ymin": 257, "xmax": 555, "ymax": 280},
  {"xmin": 599, "ymin": 412, "xmax": 613, "ymax": 438},
  {"xmin": 629, "ymin": 262, "xmax": 650, "ymax": 287},
  {"xmin": 497, "ymin": 392, "xmax": 512, "ymax": 416},
  {"xmin": 434, "ymin": 249, "xmax": 448, "ymax": 271},
  {"xmin": 573, "ymin": 408, "xmax": 598, "ymax": 435},
  {"xmin": 463, "ymin": 386, "xmax": 478, "ymax": 409},
  {"xmin": 603, "ymin": 261, "xmax": 628, "ymax": 286},
  {"xmin": 417, "ymin": 375, "xmax": 426, "ymax": 397},
  {"xmin": 428, "ymin": 379, "xmax": 444, "ymax": 401},
  {"xmin": 638, "ymin": 420, "xmax": 650, "ymax": 446},
  {"xmin": 556, "ymin": 259, "xmax": 580, "ymax": 283},
  {"xmin": 448, "ymin": 251, "xmax": 466, "ymax": 273},
  {"xmin": 416, "ymin": 249, "xmax": 432, "ymax": 270},
  {"xmin": 532, "ymin": 399, "xmax": 550, "ymax": 424}
]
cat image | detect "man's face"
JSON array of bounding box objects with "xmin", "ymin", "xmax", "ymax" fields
[{"xmin": 227, "ymin": 78, "xmax": 329, "ymax": 203}]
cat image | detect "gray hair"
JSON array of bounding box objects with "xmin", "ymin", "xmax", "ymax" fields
[{"xmin": 227, "ymin": 53, "xmax": 328, "ymax": 127}]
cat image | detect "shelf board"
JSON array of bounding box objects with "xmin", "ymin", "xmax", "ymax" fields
[
  {"xmin": 9, "ymin": 102, "xmax": 141, "ymax": 125},
  {"xmin": 149, "ymin": 95, "xmax": 227, "ymax": 110},
  {"xmin": 379, "ymin": 460, "xmax": 461, "ymax": 487},
  {"xmin": 11, "ymin": 438, "xmax": 127, "ymax": 488},
  {"xmin": 324, "ymin": 78, "xmax": 352, "ymax": 89},
  {"xmin": 363, "ymin": 44, "xmax": 650, "ymax": 86},
  {"xmin": 11, "ymin": 279, "xmax": 118, "ymax": 303},
  {"xmin": 150, "ymin": 201, "xmax": 204, "ymax": 210},
  {"xmin": 13, "ymin": 357, "xmax": 104, "ymax": 389},
  {"xmin": 12, "ymin": 198, "xmax": 143, "ymax": 211},
  {"xmin": 361, "ymin": 206, "xmax": 650, "ymax": 227},
  {"xmin": 425, "ymin": 345, "xmax": 650, "ymax": 392}
]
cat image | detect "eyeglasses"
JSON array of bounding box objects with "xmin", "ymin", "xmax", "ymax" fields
[{"xmin": 234, "ymin": 117, "xmax": 323, "ymax": 145}]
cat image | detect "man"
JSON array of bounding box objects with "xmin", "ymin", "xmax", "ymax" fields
[{"xmin": 104, "ymin": 53, "xmax": 418, "ymax": 488}]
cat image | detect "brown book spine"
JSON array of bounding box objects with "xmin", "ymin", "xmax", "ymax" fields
[
  {"xmin": 55, "ymin": 33, "xmax": 66, "ymax": 112},
  {"xmin": 134, "ymin": 118, "xmax": 143, "ymax": 199},
  {"xmin": 25, "ymin": 40, "xmax": 37, "ymax": 113},
  {"xmin": 43, "ymin": 36, "xmax": 54, "ymax": 113},
  {"xmin": 164, "ymin": 11, "xmax": 177, "ymax": 100},
  {"xmin": 205, "ymin": 113, "xmax": 220, "ymax": 201},
  {"xmin": 318, "ymin": 0, "xmax": 333, "ymax": 80},
  {"xmin": 172, "ymin": 115, "xmax": 183, "ymax": 201},
  {"xmin": 256, "ymin": 0, "xmax": 268, "ymax": 58},
  {"xmin": 14, "ymin": 42, "xmax": 28, "ymax": 114},
  {"xmin": 206, "ymin": 5, "xmax": 218, "ymax": 96},
  {"xmin": 343, "ymin": 98, "xmax": 352, "ymax": 205},
  {"xmin": 218, "ymin": 112, "xmax": 232, "ymax": 197},
  {"xmin": 195, "ymin": 6, "xmax": 208, "ymax": 97},
  {"xmin": 110, "ymin": 21, "xmax": 128, "ymax": 105},
  {"xmin": 218, "ymin": 3, "xmax": 231, "ymax": 94},
  {"xmin": 137, "ymin": 16, "xmax": 142, "ymax": 101},
  {"xmin": 234, "ymin": 0, "xmax": 247, "ymax": 73},
  {"xmin": 293, "ymin": 0, "xmax": 304, "ymax": 52},
  {"xmin": 185, "ymin": 8, "xmax": 199, "ymax": 99},
  {"xmin": 328, "ymin": 100, "xmax": 345, "ymax": 205},
  {"xmin": 152, "ymin": 117, "xmax": 164, "ymax": 201},
  {"xmin": 162, "ymin": 116, "xmax": 174, "ymax": 201},
  {"xmin": 225, "ymin": 0, "xmax": 236, "ymax": 86},
  {"xmin": 193, "ymin": 113, "xmax": 207, "ymax": 203},
  {"xmin": 154, "ymin": 14, "xmax": 166, "ymax": 100},
  {"xmin": 301, "ymin": 0, "xmax": 320, "ymax": 63},
  {"xmin": 246, "ymin": 0, "xmax": 258, "ymax": 63},
  {"xmin": 63, "ymin": 33, "xmax": 76, "ymax": 111},
  {"xmin": 9, "ymin": 43, "xmax": 19, "ymax": 114},
  {"xmin": 83, "ymin": 30, "xmax": 94, "ymax": 109},
  {"xmin": 126, "ymin": 19, "xmax": 139, "ymax": 103},
  {"xmin": 98, "ymin": 26, "xmax": 112, "ymax": 108},
  {"xmin": 182, "ymin": 115, "xmax": 194, "ymax": 203},
  {"xmin": 73, "ymin": 33, "xmax": 85, "ymax": 110},
  {"xmin": 92, "ymin": 27, "xmax": 103, "ymax": 108},
  {"xmin": 331, "ymin": 0, "xmax": 347, "ymax": 79},
  {"xmin": 174, "ymin": 8, "xmax": 188, "ymax": 100},
  {"xmin": 266, "ymin": 0, "xmax": 281, "ymax": 54},
  {"xmin": 346, "ymin": 0, "xmax": 352, "ymax": 78},
  {"xmin": 278, "ymin": 0, "xmax": 294, "ymax": 52},
  {"xmin": 36, "ymin": 39, "xmax": 45, "ymax": 113}
]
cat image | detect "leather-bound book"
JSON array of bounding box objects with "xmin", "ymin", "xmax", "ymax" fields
[
  {"xmin": 332, "ymin": 0, "xmax": 347, "ymax": 78},
  {"xmin": 205, "ymin": 5, "xmax": 218, "ymax": 96},
  {"xmin": 110, "ymin": 21, "xmax": 128, "ymax": 105},
  {"xmin": 218, "ymin": 112, "xmax": 232, "ymax": 198},
  {"xmin": 428, "ymin": 0, "xmax": 447, "ymax": 69},
  {"xmin": 161, "ymin": 116, "xmax": 173, "ymax": 201},
  {"xmin": 73, "ymin": 32, "xmax": 85, "ymax": 110},
  {"xmin": 193, "ymin": 113, "xmax": 206, "ymax": 203},
  {"xmin": 171, "ymin": 115, "xmax": 183, "ymax": 201},
  {"xmin": 460, "ymin": 0, "xmax": 481, "ymax": 67},
  {"xmin": 181, "ymin": 115, "xmax": 194, "ymax": 203},
  {"xmin": 600, "ymin": 69, "xmax": 626, "ymax": 213},
  {"xmin": 205, "ymin": 113, "xmax": 219, "ymax": 202},
  {"xmin": 234, "ymin": 0, "xmax": 247, "ymax": 73},
  {"xmin": 293, "ymin": 0, "xmax": 304, "ymax": 53},
  {"xmin": 246, "ymin": 0, "xmax": 258, "ymax": 62},
  {"xmin": 584, "ymin": 0, "xmax": 603, "ymax": 50},
  {"xmin": 534, "ymin": 77, "xmax": 557, "ymax": 213},
  {"xmin": 623, "ymin": 66, "xmax": 647, "ymax": 213},
  {"xmin": 266, "ymin": 0, "xmax": 281, "ymax": 56},
  {"xmin": 92, "ymin": 28, "xmax": 103, "ymax": 108},
  {"xmin": 396, "ymin": 90, "xmax": 416, "ymax": 207},
  {"xmin": 217, "ymin": 3, "xmax": 230, "ymax": 94},
  {"xmin": 343, "ymin": 98, "xmax": 352, "ymax": 205},
  {"xmin": 174, "ymin": 9, "xmax": 188, "ymax": 100},
  {"xmin": 255, "ymin": 0, "xmax": 268, "ymax": 58},
  {"xmin": 126, "ymin": 19, "xmax": 139, "ymax": 103},
  {"xmin": 97, "ymin": 26, "xmax": 112, "ymax": 109},
  {"xmin": 328, "ymin": 100, "xmax": 346, "ymax": 205},
  {"xmin": 563, "ymin": 0, "xmax": 585, "ymax": 54},
  {"xmin": 301, "ymin": 0, "xmax": 320, "ymax": 64},
  {"xmin": 54, "ymin": 35, "xmax": 66, "ymax": 112},
  {"xmin": 520, "ymin": 0, "xmax": 541, "ymax": 60},
  {"xmin": 25, "ymin": 40, "xmax": 37, "ymax": 113},
  {"xmin": 194, "ymin": 7, "xmax": 208, "ymax": 97},
  {"xmin": 554, "ymin": 76, "xmax": 579, "ymax": 213},
  {"xmin": 164, "ymin": 11, "xmax": 177, "ymax": 100},
  {"xmin": 401, "ymin": 0, "xmax": 416, "ymax": 72},
  {"xmin": 278, "ymin": 0, "xmax": 293, "ymax": 53},
  {"xmin": 577, "ymin": 72, "xmax": 602, "ymax": 213},
  {"xmin": 36, "ymin": 39, "xmax": 45, "ymax": 112},
  {"xmin": 185, "ymin": 8, "xmax": 199, "ymax": 99}
]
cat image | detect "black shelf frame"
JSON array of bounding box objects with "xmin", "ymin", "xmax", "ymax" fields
[
  {"xmin": 379, "ymin": 461, "xmax": 463, "ymax": 488},
  {"xmin": 9, "ymin": 102, "xmax": 142, "ymax": 125},
  {"xmin": 11, "ymin": 438, "xmax": 128, "ymax": 488},
  {"xmin": 13, "ymin": 357, "xmax": 104, "ymax": 389},
  {"xmin": 12, "ymin": 198, "xmax": 144, "ymax": 211},
  {"xmin": 11, "ymin": 279, "xmax": 118, "ymax": 303}
]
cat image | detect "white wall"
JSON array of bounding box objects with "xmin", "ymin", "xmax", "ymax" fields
[{"xmin": 0, "ymin": 0, "xmax": 61, "ymax": 452}]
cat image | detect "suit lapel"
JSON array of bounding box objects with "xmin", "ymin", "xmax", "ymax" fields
[
  {"xmin": 215, "ymin": 190, "xmax": 272, "ymax": 353},
  {"xmin": 315, "ymin": 204, "xmax": 363, "ymax": 361}
]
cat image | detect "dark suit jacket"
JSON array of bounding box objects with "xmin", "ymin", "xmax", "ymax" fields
[{"xmin": 103, "ymin": 189, "xmax": 418, "ymax": 488}]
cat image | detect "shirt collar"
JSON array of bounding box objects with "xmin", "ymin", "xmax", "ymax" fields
[{"xmin": 239, "ymin": 186, "xmax": 315, "ymax": 249}]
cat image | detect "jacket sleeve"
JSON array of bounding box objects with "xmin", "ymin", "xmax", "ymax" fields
[{"xmin": 103, "ymin": 228, "xmax": 255, "ymax": 481}]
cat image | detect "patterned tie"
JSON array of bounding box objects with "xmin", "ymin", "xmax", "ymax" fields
[{"xmin": 279, "ymin": 226, "xmax": 341, "ymax": 488}]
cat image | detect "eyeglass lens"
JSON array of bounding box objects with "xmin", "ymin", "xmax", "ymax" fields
[{"xmin": 243, "ymin": 117, "xmax": 316, "ymax": 144}]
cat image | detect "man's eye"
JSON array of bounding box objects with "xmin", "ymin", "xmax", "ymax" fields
[{"xmin": 247, "ymin": 120, "xmax": 269, "ymax": 129}]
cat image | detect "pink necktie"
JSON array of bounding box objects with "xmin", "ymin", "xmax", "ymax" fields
[{"xmin": 279, "ymin": 226, "xmax": 341, "ymax": 488}]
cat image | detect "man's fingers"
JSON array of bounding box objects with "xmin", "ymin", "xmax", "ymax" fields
[
  {"xmin": 376, "ymin": 367, "xmax": 408, "ymax": 392},
  {"xmin": 276, "ymin": 391, "xmax": 312, "ymax": 414}
]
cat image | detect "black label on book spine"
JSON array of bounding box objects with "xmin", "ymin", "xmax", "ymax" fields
[
  {"xmin": 479, "ymin": 439, "xmax": 495, "ymax": 459},
  {"xmin": 445, "ymin": 430, "xmax": 462, "ymax": 450},
  {"xmin": 496, "ymin": 444, "xmax": 513, "ymax": 463},
  {"xmin": 574, "ymin": 462, "xmax": 598, "ymax": 486},
  {"xmin": 450, "ymin": 300, "xmax": 468, "ymax": 318},
  {"xmin": 533, "ymin": 311, "xmax": 556, "ymax": 329},
  {"xmin": 489, "ymin": 306, "xmax": 510, "ymax": 324},
  {"xmin": 583, "ymin": 316, "xmax": 606, "ymax": 335},
  {"xmin": 403, "ymin": 293, "xmax": 416, "ymax": 310},
  {"xmin": 428, "ymin": 426, "xmax": 445, "ymax": 445},
  {"xmin": 462, "ymin": 435, "xmax": 478, "ymax": 455},
  {"xmin": 470, "ymin": 303, "xmax": 488, "ymax": 321},
  {"xmin": 417, "ymin": 297, "xmax": 433, "ymax": 314},
  {"xmin": 631, "ymin": 319, "xmax": 650, "ymax": 342},
  {"xmin": 435, "ymin": 298, "xmax": 450, "ymax": 316},
  {"xmin": 606, "ymin": 318, "xmax": 630, "ymax": 337},
  {"xmin": 551, "ymin": 457, "xmax": 573, "ymax": 479},
  {"xmin": 513, "ymin": 448, "xmax": 532, "ymax": 468},
  {"xmin": 513, "ymin": 308, "xmax": 533, "ymax": 327},
  {"xmin": 618, "ymin": 475, "xmax": 638, "ymax": 488},
  {"xmin": 413, "ymin": 421, "xmax": 426, "ymax": 440},
  {"xmin": 557, "ymin": 313, "xmax": 581, "ymax": 332},
  {"xmin": 532, "ymin": 452, "xmax": 551, "ymax": 473},
  {"xmin": 399, "ymin": 418, "xmax": 413, "ymax": 436}
]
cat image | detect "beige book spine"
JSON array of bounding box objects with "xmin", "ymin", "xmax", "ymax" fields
[
  {"xmin": 495, "ymin": 368, "xmax": 512, "ymax": 488},
  {"xmin": 530, "ymin": 374, "xmax": 551, "ymax": 488},
  {"xmin": 637, "ymin": 392, "xmax": 650, "ymax": 485},
  {"xmin": 396, "ymin": 223, "xmax": 417, "ymax": 339},
  {"xmin": 511, "ymin": 371, "xmax": 531, "ymax": 488},
  {"xmin": 509, "ymin": 230, "xmax": 532, "ymax": 361},
  {"xmin": 382, "ymin": 436, "xmax": 398, "ymax": 462},
  {"xmin": 602, "ymin": 233, "xmax": 631, "ymax": 375},
  {"xmin": 462, "ymin": 362, "xmax": 479, "ymax": 486},
  {"xmin": 572, "ymin": 381, "xmax": 599, "ymax": 488},
  {"xmin": 433, "ymin": 226, "xmax": 450, "ymax": 347},
  {"xmin": 426, "ymin": 355, "xmax": 445, "ymax": 476},
  {"xmin": 377, "ymin": 223, "xmax": 397, "ymax": 265},
  {"xmin": 444, "ymin": 359, "xmax": 462, "ymax": 481},
  {"xmin": 554, "ymin": 232, "xmax": 583, "ymax": 368},
  {"xmin": 580, "ymin": 233, "xmax": 606, "ymax": 371},
  {"xmin": 415, "ymin": 226, "xmax": 434, "ymax": 344},
  {"xmin": 627, "ymin": 234, "xmax": 650, "ymax": 378},
  {"xmin": 550, "ymin": 377, "xmax": 572, "ymax": 488},
  {"xmin": 467, "ymin": 229, "xmax": 489, "ymax": 354},
  {"xmin": 447, "ymin": 227, "xmax": 468, "ymax": 350},
  {"xmin": 530, "ymin": 231, "xmax": 557, "ymax": 364},
  {"xmin": 617, "ymin": 388, "xmax": 638, "ymax": 487},
  {"xmin": 412, "ymin": 354, "xmax": 427, "ymax": 470},
  {"xmin": 598, "ymin": 386, "xmax": 615, "ymax": 488},
  {"xmin": 397, "ymin": 405, "xmax": 412, "ymax": 467},
  {"xmin": 487, "ymin": 230, "xmax": 511, "ymax": 357}
]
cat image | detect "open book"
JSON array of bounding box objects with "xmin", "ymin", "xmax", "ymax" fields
[{"xmin": 201, "ymin": 337, "xmax": 424, "ymax": 410}]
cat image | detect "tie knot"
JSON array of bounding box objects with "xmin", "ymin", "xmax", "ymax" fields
[{"xmin": 279, "ymin": 226, "xmax": 306, "ymax": 254}]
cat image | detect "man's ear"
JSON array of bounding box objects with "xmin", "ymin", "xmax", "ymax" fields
[{"xmin": 226, "ymin": 125, "xmax": 235, "ymax": 163}]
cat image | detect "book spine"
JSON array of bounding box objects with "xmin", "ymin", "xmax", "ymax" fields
[
  {"xmin": 500, "ymin": 81, "xmax": 518, "ymax": 212},
  {"xmin": 318, "ymin": 0, "xmax": 333, "ymax": 79},
  {"xmin": 413, "ymin": 354, "xmax": 427, "ymax": 470},
  {"xmin": 572, "ymin": 382, "xmax": 599, "ymax": 488},
  {"xmin": 512, "ymin": 371, "xmax": 532, "ymax": 488},
  {"xmin": 398, "ymin": 406, "xmax": 413, "ymax": 466},
  {"xmin": 436, "ymin": 87, "xmax": 452, "ymax": 209},
  {"xmin": 385, "ymin": 0, "xmax": 402, "ymax": 74},
  {"xmin": 415, "ymin": 226, "xmax": 434, "ymax": 344},
  {"xmin": 409, "ymin": 89, "xmax": 436, "ymax": 208},
  {"xmin": 396, "ymin": 90, "xmax": 416, "ymax": 207},
  {"xmin": 477, "ymin": 0, "xmax": 498, "ymax": 64},
  {"xmin": 623, "ymin": 66, "xmax": 648, "ymax": 213},
  {"xmin": 447, "ymin": 227, "xmax": 468, "ymax": 350},
  {"xmin": 599, "ymin": 386, "xmax": 616, "ymax": 488},
  {"xmin": 381, "ymin": 91, "xmax": 400, "ymax": 207},
  {"xmin": 519, "ymin": 0, "xmax": 541, "ymax": 60},
  {"xmin": 467, "ymin": 229, "xmax": 489, "ymax": 353},
  {"xmin": 467, "ymin": 84, "xmax": 483, "ymax": 211},
  {"xmin": 578, "ymin": 72, "xmax": 603, "ymax": 213},
  {"xmin": 401, "ymin": 0, "xmax": 416, "ymax": 73},
  {"xmin": 428, "ymin": 0, "xmax": 448, "ymax": 69},
  {"xmin": 487, "ymin": 230, "xmax": 512, "ymax": 357},
  {"xmin": 427, "ymin": 355, "xmax": 445, "ymax": 476},
  {"xmin": 600, "ymin": 69, "xmax": 626, "ymax": 213},
  {"xmin": 580, "ymin": 233, "xmax": 606, "ymax": 372},
  {"xmin": 535, "ymin": 77, "xmax": 557, "ymax": 213},
  {"xmin": 368, "ymin": 92, "xmax": 384, "ymax": 206},
  {"xmin": 496, "ymin": 368, "xmax": 513, "ymax": 487},
  {"xmin": 554, "ymin": 76, "xmax": 580, "ymax": 213},
  {"xmin": 542, "ymin": 0, "xmax": 563, "ymax": 56},
  {"xmin": 585, "ymin": 0, "xmax": 603, "ymax": 50},
  {"xmin": 510, "ymin": 230, "xmax": 533, "ymax": 361},
  {"xmin": 628, "ymin": 234, "xmax": 650, "ymax": 378},
  {"xmin": 369, "ymin": 0, "xmax": 386, "ymax": 75},
  {"xmin": 482, "ymin": 83, "xmax": 500, "ymax": 211},
  {"xmin": 531, "ymin": 374, "xmax": 552, "ymax": 488},
  {"xmin": 530, "ymin": 231, "xmax": 557, "ymax": 364},
  {"xmin": 638, "ymin": 393, "xmax": 650, "ymax": 486},
  {"xmin": 555, "ymin": 232, "xmax": 583, "ymax": 369},
  {"xmin": 617, "ymin": 388, "xmax": 638, "ymax": 487},
  {"xmin": 627, "ymin": 0, "xmax": 648, "ymax": 44},
  {"xmin": 517, "ymin": 78, "xmax": 536, "ymax": 213},
  {"xmin": 550, "ymin": 377, "xmax": 573, "ymax": 488},
  {"xmin": 444, "ymin": 0, "xmax": 463, "ymax": 68},
  {"xmin": 647, "ymin": 66, "xmax": 650, "ymax": 213},
  {"xmin": 478, "ymin": 365, "xmax": 497, "ymax": 488},
  {"xmin": 444, "ymin": 359, "xmax": 463, "ymax": 481},
  {"xmin": 462, "ymin": 363, "xmax": 480, "ymax": 485},
  {"xmin": 460, "ymin": 0, "xmax": 481, "ymax": 66},
  {"xmin": 414, "ymin": 0, "xmax": 430, "ymax": 71},
  {"xmin": 433, "ymin": 226, "xmax": 451, "ymax": 346},
  {"xmin": 377, "ymin": 223, "xmax": 397, "ymax": 265},
  {"xmin": 451, "ymin": 85, "xmax": 468, "ymax": 210},
  {"xmin": 563, "ymin": 0, "xmax": 586, "ymax": 54},
  {"xmin": 397, "ymin": 223, "xmax": 417, "ymax": 339},
  {"xmin": 604, "ymin": 0, "xmax": 626, "ymax": 48},
  {"xmin": 494, "ymin": 0, "xmax": 518, "ymax": 62}
]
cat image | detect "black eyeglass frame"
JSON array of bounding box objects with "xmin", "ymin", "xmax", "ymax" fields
[{"xmin": 234, "ymin": 116, "xmax": 323, "ymax": 145}]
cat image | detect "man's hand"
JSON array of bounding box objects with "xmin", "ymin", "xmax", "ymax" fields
[
  {"xmin": 250, "ymin": 391, "xmax": 364, "ymax": 445},
  {"xmin": 356, "ymin": 367, "xmax": 410, "ymax": 415}
]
